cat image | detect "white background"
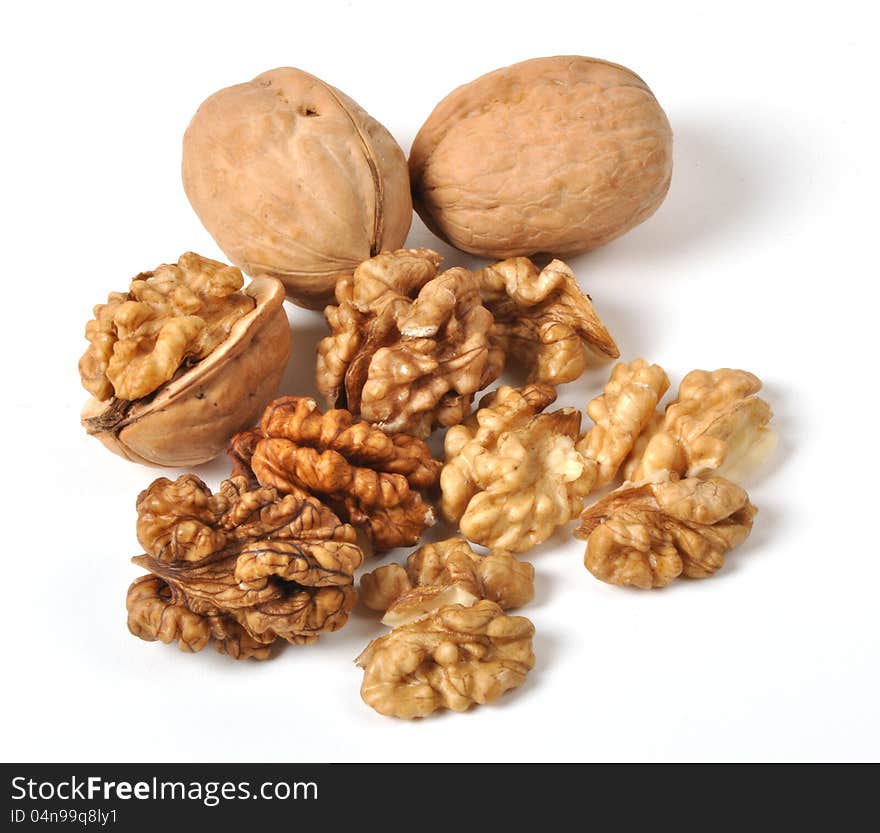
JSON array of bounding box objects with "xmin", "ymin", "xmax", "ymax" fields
[{"xmin": 2, "ymin": 0, "xmax": 877, "ymax": 763}]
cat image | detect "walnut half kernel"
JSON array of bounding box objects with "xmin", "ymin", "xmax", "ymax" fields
[
  {"xmin": 356, "ymin": 600, "xmax": 536, "ymax": 719},
  {"xmin": 126, "ymin": 474, "xmax": 364, "ymax": 659},
  {"xmin": 575, "ymin": 474, "xmax": 757, "ymax": 589},
  {"xmin": 229, "ymin": 396, "xmax": 440, "ymax": 551},
  {"xmin": 356, "ymin": 538, "xmax": 536, "ymax": 718}
]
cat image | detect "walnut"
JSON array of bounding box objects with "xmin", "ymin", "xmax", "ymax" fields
[
  {"xmin": 316, "ymin": 248, "xmax": 505, "ymax": 437},
  {"xmin": 625, "ymin": 369, "xmax": 777, "ymax": 482},
  {"xmin": 409, "ymin": 56, "xmax": 672, "ymax": 259},
  {"xmin": 80, "ymin": 253, "xmax": 290, "ymax": 467},
  {"xmin": 576, "ymin": 359, "xmax": 670, "ymax": 486},
  {"xmin": 575, "ymin": 474, "xmax": 757, "ymax": 589},
  {"xmin": 182, "ymin": 67, "xmax": 412, "ymax": 310},
  {"xmin": 475, "ymin": 257, "xmax": 619, "ymax": 384},
  {"xmin": 126, "ymin": 474, "xmax": 363, "ymax": 658},
  {"xmin": 355, "ymin": 600, "xmax": 535, "ymax": 718},
  {"xmin": 440, "ymin": 384, "xmax": 596, "ymax": 553},
  {"xmin": 361, "ymin": 538, "xmax": 534, "ymax": 626},
  {"xmin": 228, "ymin": 396, "xmax": 440, "ymax": 551}
]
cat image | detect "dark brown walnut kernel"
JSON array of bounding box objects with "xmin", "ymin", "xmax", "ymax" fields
[
  {"xmin": 228, "ymin": 396, "xmax": 441, "ymax": 551},
  {"xmin": 126, "ymin": 474, "xmax": 363, "ymax": 659}
]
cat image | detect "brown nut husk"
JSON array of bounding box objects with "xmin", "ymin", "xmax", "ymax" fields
[
  {"xmin": 355, "ymin": 600, "xmax": 536, "ymax": 719},
  {"xmin": 440, "ymin": 384, "xmax": 597, "ymax": 553},
  {"xmin": 409, "ymin": 56, "xmax": 672, "ymax": 259},
  {"xmin": 361, "ymin": 538, "xmax": 534, "ymax": 627},
  {"xmin": 575, "ymin": 474, "xmax": 757, "ymax": 589},
  {"xmin": 80, "ymin": 254, "xmax": 290, "ymax": 467},
  {"xmin": 126, "ymin": 474, "xmax": 364, "ymax": 659},
  {"xmin": 316, "ymin": 248, "xmax": 504, "ymax": 437},
  {"xmin": 577, "ymin": 359, "xmax": 670, "ymax": 486},
  {"xmin": 624, "ymin": 369, "xmax": 777, "ymax": 483},
  {"xmin": 229, "ymin": 396, "xmax": 440, "ymax": 551},
  {"xmin": 182, "ymin": 67, "xmax": 412, "ymax": 309},
  {"xmin": 475, "ymin": 257, "xmax": 619, "ymax": 384}
]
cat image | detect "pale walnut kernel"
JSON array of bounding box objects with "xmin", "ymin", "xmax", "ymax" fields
[
  {"xmin": 360, "ymin": 538, "xmax": 534, "ymax": 626},
  {"xmin": 475, "ymin": 257, "xmax": 619, "ymax": 384},
  {"xmin": 355, "ymin": 600, "xmax": 535, "ymax": 719},
  {"xmin": 440, "ymin": 384, "xmax": 596, "ymax": 553},
  {"xmin": 575, "ymin": 474, "xmax": 757, "ymax": 589},
  {"xmin": 626, "ymin": 368, "xmax": 776, "ymax": 482},
  {"xmin": 577, "ymin": 359, "xmax": 670, "ymax": 486},
  {"xmin": 79, "ymin": 252, "xmax": 255, "ymax": 401}
]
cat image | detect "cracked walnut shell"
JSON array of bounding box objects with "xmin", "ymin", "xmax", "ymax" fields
[
  {"xmin": 355, "ymin": 600, "xmax": 535, "ymax": 719},
  {"xmin": 475, "ymin": 257, "xmax": 619, "ymax": 384},
  {"xmin": 409, "ymin": 55, "xmax": 672, "ymax": 259},
  {"xmin": 80, "ymin": 253, "xmax": 290, "ymax": 467},
  {"xmin": 360, "ymin": 538, "xmax": 534, "ymax": 627},
  {"xmin": 182, "ymin": 67, "xmax": 412, "ymax": 309},
  {"xmin": 441, "ymin": 384, "xmax": 596, "ymax": 553},
  {"xmin": 625, "ymin": 369, "xmax": 777, "ymax": 483},
  {"xmin": 577, "ymin": 359, "xmax": 670, "ymax": 486},
  {"xmin": 316, "ymin": 248, "xmax": 504, "ymax": 437},
  {"xmin": 229, "ymin": 396, "xmax": 440, "ymax": 551},
  {"xmin": 575, "ymin": 474, "xmax": 757, "ymax": 589},
  {"xmin": 126, "ymin": 474, "xmax": 364, "ymax": 658}
]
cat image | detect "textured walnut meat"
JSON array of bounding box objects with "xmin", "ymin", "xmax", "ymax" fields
[
  {"xmin": 361, "ymin": 538, "xmax": 534, "ymax": 626},
  {"xmin": 577, "ymin": 359, "xmax": 670, "ymax": 486},
  {"xmin": 476, "ymin": 257, "xmax": 619, "ymax": 384},
  {"xmin": 80, "ymin": 254, "xmax": 290, "ymax": 467},
  {"xmin": 229, "ymin": 396, "xmax": 440, "ymax": 550},
  {"xmin": 127, "ymin": 474, "xmax": 363, "ymax": 658},
  {"xmin": 441, "ymin": 384, "xmax": 596, "ymax": 553},
  {"xmin": 575, "ymin": 475, "xmax": 757, "ymax": 589},
  {"xmin": 355, "ymin": 600, "xmax": 535, "ymax": 719},
  {"xmin": 316, "ymin": 248, "xmax": 504, "ymax": 437},
  {"xmin": 79, "ymin": 253, "xmax": 255, "ymax": 401},
  {"xmin": 625, "ymin": 369, "xmax": 777, "ymax": 482}
]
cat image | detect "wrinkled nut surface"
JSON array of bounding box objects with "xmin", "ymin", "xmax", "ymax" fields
[
  {"xmin": 441, "ymin": 384, "xmax": 596, "ymax": 553},
  {"xmin": 409, "ymin": 55, "xmax": 672, "ymax": 259},
  {"xmin": 183, "ymin": 67, "xmax": 412, "ymax": 309},
  {"xmin": 577, "ymin": 359, "xmax": 670, "ymax": 486},
  {"xmin": 355, "ymin": 600, "xmax": 535, "ymax": 719},
  {"xmin": 475, "ymin": 257, "xmax": 619, "ymax": 384},
  {"xmin": 229, "ymin": 396, "xmax": 440, "ymax": 551},
  {"xmin": 317, "ymin": 248, "xmax": 504, "ymax": 437},
  {"xmin": 361, "ymin": 538, "xmax": 534, "ymax": 626},
  {"xmin": 126, "ymin": 474, "xmax": 363, "ymax": 658},
  {"xmin": 80, "ymin": 254, "xmax": 290, "ymax": 467},
  {"xmin": 625, "ymin": 369, "xmax": 777, "ymax": 483},
  {"xmin": 575, "ymin": 474, "xmax": 757, "ymax": 589}
]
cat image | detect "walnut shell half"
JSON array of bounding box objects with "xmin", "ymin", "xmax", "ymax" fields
[
  {"xmin": 183, "ymin": 67, "xmax": 412, "ymax": 309},
  {"xmin": 81, "ymin": 275, "xmax": 290, "ymax": 467},
  {"xmin": 409, "ymin": 55, "xmax": 672, "ymax": 259}
]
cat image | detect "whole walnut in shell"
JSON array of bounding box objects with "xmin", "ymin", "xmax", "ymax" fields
[
  {"xmin": 409, "ymin": 56, "xmax": 672, "ymax": 258},
  {"xmin": 79, "ymin": 253, "xmax": 290, "ymax": 467},
  {"xmin": 183, "ymin": 67, "xmax": 412, "ymax": 309}
]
